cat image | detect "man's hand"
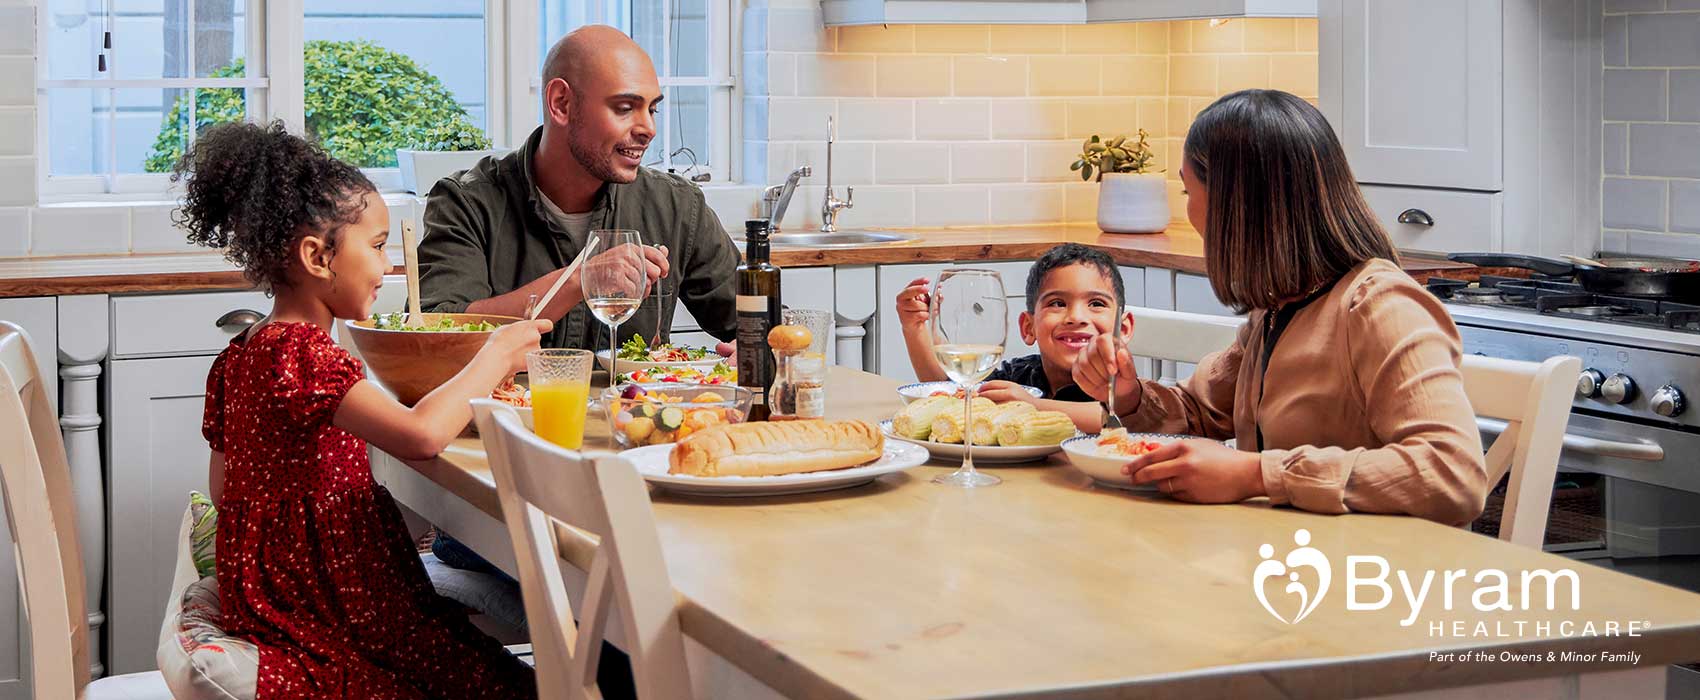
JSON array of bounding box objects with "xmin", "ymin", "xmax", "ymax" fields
[{"xmin": 1124, "ymin": 439, "xmax": 1265, "ymax": 503}]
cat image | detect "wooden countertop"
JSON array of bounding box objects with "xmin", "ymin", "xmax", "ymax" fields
[
  {"xmin": 0, "ymin": 225, "xmax": 1475, "ymax": 298},
  {"xmin": 383, "ymin": 367, "xmax": 1700, "ymax": 699}
]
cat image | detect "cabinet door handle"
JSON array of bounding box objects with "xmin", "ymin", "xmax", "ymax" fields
[
  {"xmin": 1397, "ymin": 208, "xmax": 1435, "ymax": 227},
  {"xmin": 216, "ymin": 309, "xmax": 264, "ymax": 331}
]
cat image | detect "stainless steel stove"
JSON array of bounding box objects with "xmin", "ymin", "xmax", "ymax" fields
[{"xmin": 1430, "ymin": 276, "xmax": 1700, "ymax": 593}]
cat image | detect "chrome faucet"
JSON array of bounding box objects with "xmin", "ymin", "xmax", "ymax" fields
[
  {"xmin": 762, "ymin": 165, "xmax": 811, "ymax": 232},
  {"xmin": 821, "ymin": 116, "xmax": 853, "ymax": 233}
]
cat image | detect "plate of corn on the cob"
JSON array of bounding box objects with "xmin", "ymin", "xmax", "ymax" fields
[
  {"xmin": 881, "ymin": 394, "xmax": 1079, "ymax": 463},
  {"xmin": 896, "ymin": 381, "xmax": 1042, "ymax": 404}
]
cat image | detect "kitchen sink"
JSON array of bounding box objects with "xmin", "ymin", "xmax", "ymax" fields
[{"xmin": 735, "ymin": 230, "xmax": 917, "ymax": 248}]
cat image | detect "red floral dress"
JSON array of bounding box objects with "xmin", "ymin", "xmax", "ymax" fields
[{"xmin": 203, "ymin": 322, "xmax": 535, "ymax": 700}]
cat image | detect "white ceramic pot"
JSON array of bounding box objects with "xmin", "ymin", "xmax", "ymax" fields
[
  {"xmin": 1096, "ymin": 172, "xmax": 1170, "ymax": 234},
  {"xmin": 396, "ymin": 148, "xmax": 507, "ymax": 195}
]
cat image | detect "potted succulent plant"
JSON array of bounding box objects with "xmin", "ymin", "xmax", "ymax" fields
[{"xmin": 1072, "ymin": 130, "xmax": 1168, "ymax": 234}]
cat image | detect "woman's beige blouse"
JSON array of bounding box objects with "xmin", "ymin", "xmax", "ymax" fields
[{"xmin": 1118, "ymin": 258, "xmax": 1490, "ymax": 526}]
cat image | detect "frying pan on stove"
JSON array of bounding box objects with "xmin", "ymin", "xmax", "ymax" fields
[{"xmin": 1446, "ymin": 253, "xmax": 1700, "ymax": 300}]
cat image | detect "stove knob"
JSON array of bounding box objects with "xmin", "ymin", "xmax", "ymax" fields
[
  {"xmin": 1602, "ymin": 373, "xmax": 1637, "ymax": 405},
  {"xmin": 1576, "ymin": 369, "xmax": 1604, "ymax": 398},
  {"xmin": 1652, "ymin": 385, "xmax": 1686, "ymax": 417}
]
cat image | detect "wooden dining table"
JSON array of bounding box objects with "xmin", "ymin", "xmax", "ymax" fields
[{"xmin": 371, "ymin": 367, "xmax": 1700, "ymax": 699}]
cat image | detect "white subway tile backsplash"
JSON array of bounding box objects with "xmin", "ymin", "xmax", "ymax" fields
[
  {"xmin": 1066, "ymin": 100, "xmax": 1137, "ymax": 140},
  {"xmin": 875, "ymin": 142, "xmax": 949, "ymax": 184},
  {"xmin": 1136, "ymin": 23, "xmax": 1169, "ymax": 55},
  {"xmin": 1135, "ymin": 98, "xmax": 1166, "ymax": 141},
  {"xmin": 701, "ymin": 185, "xmax": 763, "ymax": 231},
  {"xmin": 1102, "ymin": 56, "xmax": 1167, "ymax": 97},
  {"xmin": 31, "ymin": 205, "xmax": 130, "ymax": 256},
  {"xmin": 795, "ymin": 140, "xmax": 875, "ymax": 184},
  {"xmin": 876, "ymin": 55, "xmax": 951, "ymax": 97},
  {"xmin": 1218, "ymin": 54, "xmax": 1271, "ymax": 93},
  {"xmin": 1605, "ymin": 69, "xmax": 1667, "ymax": 122},
  {"xmin": 839, "ymin": 25, "xmax": 913, "ymax": 53},
  {"xmin": 913, "ymin": 185, "xmax": 989, "ymax": 226},
  {"xmin": 1189, "ymin": 19, "xmax": 1244, "ymax": 53},
  {"xmin": 0, "ymin": 5, "xmax": 33, "ymax": 56},
  {"xmin": 838, "ymin": 185, "xmax": 914, "ymax": 227},
  {"xmin": 0, "ymin": 56, "xmax": 30, "ymax": 105},
  {"xmin": 1064, "ymin": 182, "xmax": 1099, "ymax": 223},
  {"xmin": 767, "ymin": 53, "xmax": 796, "ymax": 96},
  {"xmin": 1244, "ymin": 19, "xmax": 1296, "ymax": 52},
  {"xmin": 1025, "ymin": 141, "xmax": 1083, "ymax": 183},
  {"xmin": 769, "ymin": 98, "xmax": 837, "ymax": 141},
  {"xmin": 797, "ymin": 54, "xmax": 877, "ymax": 97},
  {"xmin": 988, "ymin": 184, "xmax": 1066, "ymax": 224},
  {"xmin": 744, "ymin": 96, "xmax": 772, "ymax": 143},
  {"xmin": 915, "ymin": 26, "xmax": 989, "ymax": 54},
  {"xmin": 1671, "ymin": 70, "xmax": 1700, "ymax": 122},
  {"xmin": 0, "ymin": 207, "xmax": 26, "ymax": 257},
  {"xmin": 838, "ymin": 99, "xmax": 914, "ymax": 140},
  {"xmin": 1270, "ymin": 54, "xmax": 1319, "ymax": 97},
  {"xmin": 1603, "ymin": 177, "xmax": 1667, "ymax": 231},
  {"xmin": 1626, "ymin": 13, "xmax": 1700, "ymax": 67},
  {"xmin": 128, "ymin": 204, "xmax": 191, "ymax": 254},
  {"xmin": 1605, "ymin": 0, "xmax": 1666, "ymax": 11},
  {"xmin": 765, "ymin": 141, "xmax": 796, "ymax": 183},
  {"xmin": 1169, "ymin": 55, "xmax": 1217, "ymax": 97},
  {"xmin": 1671, "ymin": 180, "xmax": 1700, "ymax": 234},
  {"xmin": 991, "ymin": 100, "xmax": 1067, "ymax": 140},
  {"xmin": 743, "ymin": 52, "xmax": 771, "ymax": 96},
  {"xmin": 0, "ymin": 107, "xmax": 28, "ymax": 156},
  {"xmin": 989, "ymin": 26, "xmax": 1065, "ymax": 55},
  {"xmin": 1065, "ymin": 24, "xmax": 1139, "ymax": 55},
  {"xmin": 915, "ymin": 100, "xmax": 991, "ymax": 141},
  {"xmin": 953, "ymin": 56, "xmax": 1027, "ymax": 97},
  {"xmin": 1629, "ymin": 123, "xmax": 1700, "ymax": 178},
  {"xmin": 950, "ymin": 143, "xmax": 1024, "ymax": 184},
  {"xmin": 1605, "ymin": 123, "xmax": 1628, "ymax": 176},
  {"xmin": 1168, "ymin": 21, "xmax": 1193, "ymax": 54},
  {"xmin": 766, "ymin": 8, "xmax": 830, "ymax": 53},
  {"xmin": 1616, "ymin": 230, "xmax": 1700, "ymax": 259},
  {"xmin": 0, "ymin": 156, "xmax": 32, "ymax": 207},
  {"xmin": 1605, "ymin": 16, "xmax": 1628, "ymax": 67},
  {"xmin": 1030, "ymin": 56, "xmax": 1101, "ymax": 97}
]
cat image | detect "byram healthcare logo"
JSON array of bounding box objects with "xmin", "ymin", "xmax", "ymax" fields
[{"xmin": 1250, "ymin": 529, "xmax": 1652, "ymax": 640}]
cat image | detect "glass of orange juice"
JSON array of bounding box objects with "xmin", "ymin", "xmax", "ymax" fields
[{"xmin": 526, "ymin": 349, "xmax": 593, "ymax": 450}]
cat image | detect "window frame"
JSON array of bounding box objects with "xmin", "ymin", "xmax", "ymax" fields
[{"xmin": 36, "ymin": 0, "xmax": 739, "ymax": 202}]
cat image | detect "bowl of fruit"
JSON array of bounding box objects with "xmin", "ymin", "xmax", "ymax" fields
[{"xmin": 605, "ymin": 383, "xmax": 754, "ymax": 449}]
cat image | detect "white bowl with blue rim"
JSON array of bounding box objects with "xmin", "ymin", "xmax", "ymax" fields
[{"xmin": 896, "ymin": 381, "xmax": 1043, "ymax": 404}]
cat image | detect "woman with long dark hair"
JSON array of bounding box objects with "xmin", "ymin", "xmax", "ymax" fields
[{"xmin": 1075, "ymin": 89, "xmax": 1490, "ymax": 526}]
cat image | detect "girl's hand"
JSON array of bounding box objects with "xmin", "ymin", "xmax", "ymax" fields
[
  {"xmin": 975, "ymin": 380, "xmax": 1036, "ymax": 405},
  {"xmin": 484, "ymin": 319, "xmax": 554, "ymax": 374},
  {"xmin": 1072, "ymin": 334, "xmax": 1142, "ymax": 410},
  {"xmin": 1124, "ymin": 439, "xmax": 1265, "ymax": 503},
  {"xmin": 895, "ymin": 277, "xmax": 933, "ymax": 333}
]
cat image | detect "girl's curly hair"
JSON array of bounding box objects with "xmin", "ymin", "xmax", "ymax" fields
[{"xmin": 171, "ymin": 121, "xmax": 376, "ymax": 292}]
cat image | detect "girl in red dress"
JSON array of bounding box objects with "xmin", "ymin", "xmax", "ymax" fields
[{"xmin": 177, "ymin": 122, "xmax": 547, "ymax": 699}]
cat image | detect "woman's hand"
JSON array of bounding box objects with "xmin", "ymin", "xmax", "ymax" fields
[
  {"xmin": 484, "ymin": 319, "xmax": 553, "ymax": 374},
  {"xmin": 1124, "ymin": 439, "xmax": 1266, "ymax": 503},
  {"xmin": 1071, "ymin": 334, "xmax": 1142, "ymax": 412},
  {"xmin": 975, "ymin": 380, "xmax": 1037, "ymax": 405},
  {"xmin": 895, "ymin": 277, "xmax": 933, "ymax": 333}
]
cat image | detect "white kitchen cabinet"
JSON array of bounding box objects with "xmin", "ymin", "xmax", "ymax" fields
[
  {"xmin": 1318, "ymin": 0, "xmax": 1598, "ymax": 256},
  {"xmin": 1087, "ymin": 0, "xmax": 1315, "ymax": 22},
  {"xmin": 823, "ymin": 0, "xmax": 1315, "ymax": 26},
  {"xmin": 1171, "ymin": 273, "xmax": 1241, "ymax": 380},
  {"xmin": 875, "ymin": 262, "xmax": 953, "ymax": 384},
  {"xmin": 0, "ymin": 298, "xmax": 54, "ymax": 698},
  {"xmin": 104, "ymin": 354, "xmax": 218, "ymax": 674}
]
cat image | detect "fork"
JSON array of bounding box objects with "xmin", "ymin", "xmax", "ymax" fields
[{"xmin": 1104, "ymin": 311, "xmax": 1125, "ymax": 431}]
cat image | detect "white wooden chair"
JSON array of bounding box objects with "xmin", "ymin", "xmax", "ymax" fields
[
  {"xmin": 1460, "ymin": 354, "xmax": 1583, "ymax": 549},
  {"xmin": 0, "ymin": 321, "xmax": 173, "ymax": 699},
  {"xmin": 1121, "ymin": 306, "xmax": 1246, "ymax": 381},
  {"xmin": 471, "ymin": 399, "xmax": 691, "ymax": 700}
]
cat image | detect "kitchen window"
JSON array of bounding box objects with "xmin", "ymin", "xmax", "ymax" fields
[{"xmin": 38, "ymin": 0, "xmax": 733, "ymax": 200}]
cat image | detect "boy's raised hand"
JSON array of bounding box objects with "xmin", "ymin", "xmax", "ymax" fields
[
  {"xmin": 895, "ymin": 277, "xmax": 933, "ymax": 332},
  {"xmin": 485, "ymin": 319, "xmax": 554, "ymax": 374},
  {"xmin": 1072, "ymin": 333, "xmax": 1142, "ymax": 412}
]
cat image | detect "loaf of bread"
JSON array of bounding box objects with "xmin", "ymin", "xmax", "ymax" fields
[{"xmin": 669, "ymin": 420, "xmax": 885, "ymax": 477}]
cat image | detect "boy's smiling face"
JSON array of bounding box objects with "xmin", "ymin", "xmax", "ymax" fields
[{"xmin": 1019, "ymin": 263, "xmax": 1132, "ymax": 386}]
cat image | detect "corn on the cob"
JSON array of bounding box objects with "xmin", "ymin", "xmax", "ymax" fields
[
  {"xmin": 970, "ymin": 402, "xmax": 1036, "ymax": 445},
  {"xmin": 928, "ymin": 397, "xmax": 996, "ymax": 444},
  {"xmin": 891, "ymin": 394, "xmax": 956, "ymax": 440},
  {"xmin": 997, "ymin": 410, "xmax": 1076, "ymax": 446}
]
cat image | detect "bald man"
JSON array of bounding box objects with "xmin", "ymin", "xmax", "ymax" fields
[{"xmin": 417, "ymin": 25, "xmax": 738, "ymax": 350}]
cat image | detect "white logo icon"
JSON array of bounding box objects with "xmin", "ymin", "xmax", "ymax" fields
[{"xmin": 1254, "ymin": 529, "xmax": 1332, "ymax": 624}]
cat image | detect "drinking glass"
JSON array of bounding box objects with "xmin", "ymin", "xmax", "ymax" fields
[
  {"xmin": 581, "ymin": 229, "xmax": 647, "ymax": 381},
  {"xmin": 782, "ymin": 308, "xmax": 833, "ymax": 359},
  {"xmin": 526, "ymin": 349, "xmax": 594, "ymax": 450},
  {"xmin": 929, "ymin": 269, "xmax": 1007, "ymax": 488}
]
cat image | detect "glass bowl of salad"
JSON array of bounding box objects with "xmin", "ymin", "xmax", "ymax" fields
[
  {"xmin": 343, "ymin": 312, "xmax": 521, "ymax": 406},
  {"xmin": 595, "ymin": 333, "xmax": 725, "ymax": 374},
  {"xmin": 604, "ymin": 383, "xmax": 753, "ymax": 449}
]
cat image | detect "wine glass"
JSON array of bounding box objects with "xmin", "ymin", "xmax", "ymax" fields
[
  {"xmin": 929, "ymin": 268, "xmax": 1008, "ymax": 488},
  {"xmin": 581, "ymin": 229, "xmax": 647, "ymax": 382}
]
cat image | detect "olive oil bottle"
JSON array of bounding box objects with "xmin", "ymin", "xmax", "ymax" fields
[{"xmin": 736, "ymin": 220, "xmax": 782, "ymax": 421}]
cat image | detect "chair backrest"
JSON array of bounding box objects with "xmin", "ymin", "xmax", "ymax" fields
[
  {"xmin": 1460, "ymin": 354, "xmax": 1583, "ymax": 549},
  {"xmin": 0, "ymin": 321, "xmax": 92, "ymax": 699},
  {"xmin": 471, "ymin": 399, "xmax": 690, "ymax": 700},
  {"xmin": 1123, "ymin": 306, "xmax": 1246, "ymax": 380}
]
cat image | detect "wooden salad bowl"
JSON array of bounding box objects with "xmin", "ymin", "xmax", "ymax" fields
[{"xmin": 343, "ymin": 313, "xmax": 521, "ymax": 406}]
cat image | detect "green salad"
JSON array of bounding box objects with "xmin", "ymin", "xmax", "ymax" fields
[
  {"xmin": 370, "ymin": 312, "xmax": 498, "ymax": 332},
  {"xmin": 616, "ymin": 333, "xmax": 714, "ymax": 362}
]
